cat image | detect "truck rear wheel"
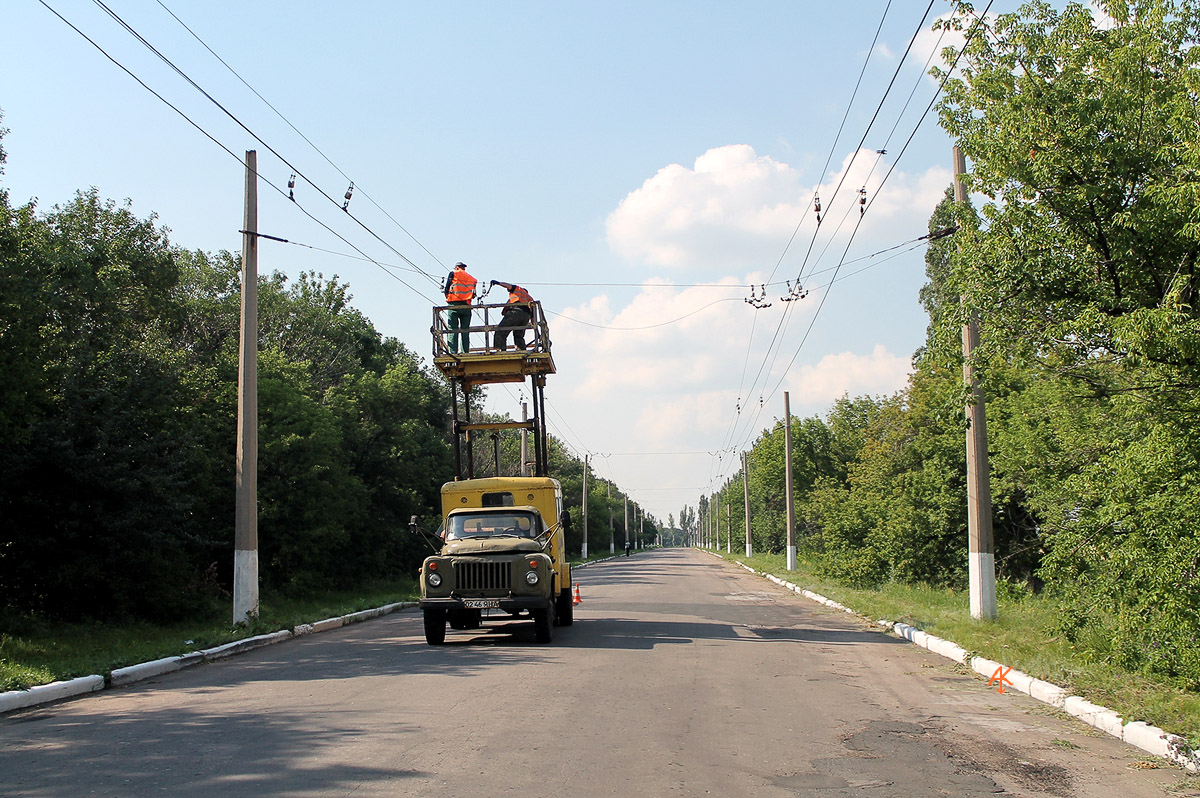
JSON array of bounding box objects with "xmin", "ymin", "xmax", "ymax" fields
[
  {"xmin": 555, "ymin": 587, "xmax": 574, "ymax": 626},
  {"xmin": 532, "ymin": 607, "xmax": 553, "ymax": 643},
  {"xmin": 423, "ymin": 609, "xmax": 447, "ymax": 645}
]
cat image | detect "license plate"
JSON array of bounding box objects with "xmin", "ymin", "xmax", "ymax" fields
[{"xmin": 462, "ymin": 599, "xmax": 499, "ymax": 609}]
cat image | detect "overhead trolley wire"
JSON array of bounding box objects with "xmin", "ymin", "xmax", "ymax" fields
[
  {"xmin": 721, "ymin": 0, "xmax": 943, "ymax": 464},
  {"xmin": 545, "ymin": 297, "xmax": 742, "ymax": 331},
  {"xmin": 767, "ymin": 0, "xmax": 895, "ymax": 285},
  {"xmin": 87, "ymin": 0, "xmax": 443, "ymax": 291},
  {"xmin": 718, "ymin": 0, "xmax": 903, "ymax": 469},
  {"xmin": 38, "ymin": 0, "xmax": 438, "ymax": 306},
  {"xmin": 151, "ymin": 0, "xmax": 446, "ymax": 276},
  {"xmin": 740, "ymin": 0, "xmax": 997, "ymax": 446}
]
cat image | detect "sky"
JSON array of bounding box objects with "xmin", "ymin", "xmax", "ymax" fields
[{"xmin": 1, "ymin": 1, "xmax": 1047, "ymax": 525}]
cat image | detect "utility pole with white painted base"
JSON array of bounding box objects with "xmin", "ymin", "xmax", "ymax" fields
[
  {"xmin": 954, "ymin": 145, "xmax": 998, "ymax": 620},
  {"xmin": 233, "ymin": 150, "xmax": 260, "ymax": 625},
  {"xmin": 784, "ymin": 391, "xmax": 796, "ymax": 572},
  {"xmin": 743, "ymin": 450, "xmax": 752, "ymax": 557}
]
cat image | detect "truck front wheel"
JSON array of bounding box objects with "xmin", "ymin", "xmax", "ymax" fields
[
  {"xmin": 423, "ymin": 609, "xmax": 447, "ymax": 645},
  {"xmin": 555, "ymin": 587, "xmax": 574, "ymax": 626},
  {"xmin": 532, "ymin": 607, "xmax": 553, "ymax": 643}
]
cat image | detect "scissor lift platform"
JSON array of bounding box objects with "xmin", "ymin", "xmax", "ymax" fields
[
  {"xmin": 433, "ymin": 350, "xmax": 556, "ymax": 388},
  {"xmin": 432, "ymin": 300, "xmax": 555, "ymax": 478}
]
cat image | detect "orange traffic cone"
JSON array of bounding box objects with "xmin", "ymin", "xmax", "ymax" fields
[{"xmin": 572, "ymin": 584, "xmax": 582, "ymax": 605}]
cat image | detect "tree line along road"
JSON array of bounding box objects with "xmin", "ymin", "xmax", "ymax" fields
[{"xmin": 0, "ymin": 549, "xmax": 1189, "ymax": 797}]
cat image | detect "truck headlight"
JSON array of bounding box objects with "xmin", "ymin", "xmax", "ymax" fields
[
  {"xmin": 525, "ymin": 571, "xmax": 539, "ymax": 586},
  {"xmin": 428, "ymin": 573, "xmax": 443, "ymax": 588}
]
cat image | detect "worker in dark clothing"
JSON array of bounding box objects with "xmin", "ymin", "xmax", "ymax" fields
[
  {"xmin": 490, "ymin": 280, "xmax": 534, "ymax": 350},
  {"xmin": 443, "ymin": 262, "xmax": 477, "ymax": 354}
]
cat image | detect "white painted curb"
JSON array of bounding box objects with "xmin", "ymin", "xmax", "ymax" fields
[
  {"xmin": 199, "ymin": 629, "xmax": 292, "ymax": 662},
  {"xmin": 0, "ymin": 675, "xmax": 105, "ymax": 713},
  {"xmin": 575, "ymin": 555, "xmax": 622, "ymax": 569},
  {"xmin": 2, "ymin": 599, "xmax": 420, "ymax": 715},
  {"xmin": 1064, "ymin": 695, "xmax": 1124, "ymax": 739},
  {"xmin": 111, "ymin": 656, "xmax": 184, "ymax": 687},
  {"xmin": 723, "ymin": 554, "xmax": 1199, "ymax": 772},
  {"xmin": 310, "ymin": 616, "xmax": 346, "ymax": 633}
]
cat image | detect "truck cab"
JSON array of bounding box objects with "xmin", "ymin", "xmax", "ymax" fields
[{"xmin": 418, "ymin": 476, "xmax": 573, "ymax": 644}]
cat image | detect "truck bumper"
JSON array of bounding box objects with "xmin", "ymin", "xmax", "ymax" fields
[{"xmin": 419, "ymin": 596, "xmax": 552, "ymax": 612}]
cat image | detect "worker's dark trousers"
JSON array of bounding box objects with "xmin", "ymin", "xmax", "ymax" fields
[{"xmin": 495, "ymin": 307, "xmax": 532, "ymax": 350}]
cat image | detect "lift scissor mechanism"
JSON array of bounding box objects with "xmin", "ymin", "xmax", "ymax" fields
[{"xmin": 431, "ymin": 300, "xmax": 556, "ymax": 479}]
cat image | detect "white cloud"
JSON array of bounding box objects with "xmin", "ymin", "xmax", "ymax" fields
[
  {"xmin": 605, "ymin": 144, "xmax": 809, "ymax": 270},
  {"xmin": 543, "ymin": 145, "xmax": 944, "ymax": 511},
  {"xmin": 553, "ymin": 277, "xmax": 759, "ymax": 396},
  {"xmin": 635, "ymin": 390, "xmax": 736, "ymax": 444},
  {"xmin": 785, "ymin": 345, "xmax": 912, "ymax": 409},
  {"xmin": 604, "ymin": 144, "xmax": 951, "ymax": 281},
  {"xmin": 911, "ymin": 13, "xmax": 963, "ymax": 80}
]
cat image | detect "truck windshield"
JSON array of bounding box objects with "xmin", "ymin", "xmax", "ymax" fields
[{"xmin": 446, "ymin": 512, "xmax": 538, "ymax": 540}]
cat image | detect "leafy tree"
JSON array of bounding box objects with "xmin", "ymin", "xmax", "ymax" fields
[
  {"xmin": 0, "ymin": 189, "xmax": 220, "ymax": 618},
  {"xmin": 936, "ymin": 0, "xmax": 1200, "ymax": 683}
]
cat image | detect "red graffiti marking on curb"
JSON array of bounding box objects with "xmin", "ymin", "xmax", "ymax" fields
[{"xmin": 988, "ymin": 665, "xmax": 1013, "ymax": 694}]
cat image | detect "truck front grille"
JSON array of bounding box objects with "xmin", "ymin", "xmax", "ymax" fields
[{"xmin": 455, "ymin": 560, "xmax": 510, "ymax": 591}]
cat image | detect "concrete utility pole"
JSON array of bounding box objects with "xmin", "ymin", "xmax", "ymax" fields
[
  {"xmin": 234, "ymin": 150, "xmax": 260, "ymax": 625},
  {"xmin": 624, "ymin": 496, "xmax": 629, "ymax": 548},
  {"xmin": 784, "ymin": 392, "xmax": 796, "ymax": 572},
  {"xmin": 714, "ymin": 493, "xmax": 720, "ymax": 552},
  {"xmin": 726, "ymin": 502, "xmax": 731, "ymax": 553},
  {"xmin": 955, "ymin": 145, "xmax": 998, "ymax": 620},
  {"xmin": 582, "ymin": 454, "xmax": 588, "ymax": 559},
  {"xmin": 705, "ymin": 502, "xmax": 710, "ymax": 549},
  {"xmin": 638, "ymin": 505, "xmax": 643, "ymax": 549},
  {"xmin": 608, "ymin": 482, "xmax": 614, "ymax": 554},
  {"xmin": 743, "ymin": 451, "xmax": 752, "ymax": 557}
]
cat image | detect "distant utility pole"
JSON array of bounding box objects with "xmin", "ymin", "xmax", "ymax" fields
[
  {"xmin": 608, "ymin": 482, "xmax": 614, "ymax": 554},
  {"xmin": 726, "ymin": 502, "xmax": 731, "ymax": 553},
  {"xmin": 743, "ymin": 450, "xmax": 752, "ymax": 557},
  {"xmin": 638, "ymin": 505, "xmax": 643, "ymax": 549},
  {"xmin": 520, "ymin": 401, "xmax": 529, "ymax": 477},
  {"xmin": 955, "ymin": 145, "xmax": 997, "ymax": 620},
  {"xmin": 713, "ymin": 493, "xmax": 719, "ymax": 551},
  {"xmin": 784, "ymin": 391, "xmax": 796, "ymax": 572},
  {"xmin": 234, "ymin": 150, "xmax": 260, "ymax": 625},
  {"xmin": 624, "ymin": 496, "xmax": 629, "ymax": 549},
  {"xmin": 581, "ymin": 454, "xmax": 588, "ymax": 559}
]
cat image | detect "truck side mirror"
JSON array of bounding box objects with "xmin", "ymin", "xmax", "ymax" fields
[
  {"xmin": 409, "ymin": 515, "xmax": 419, "ymax": 534},
  {"xmin": 561, "ymin": 509, "xmax": 572, "ymax": 532}
]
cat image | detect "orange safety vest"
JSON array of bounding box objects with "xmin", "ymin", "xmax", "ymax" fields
[
  {"xmin": 446, "ymin": 270, "xmax": 477, "ymax": 303},
  {"xmin": 507, "ymin": 285, "xmax": 533, "ymax": 304}
]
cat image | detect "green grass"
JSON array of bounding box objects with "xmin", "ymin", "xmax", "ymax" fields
[
  {"xmin": 0, "ymin": 579, "xmax": 419, "ymax": 693},
  {"xmin": 721, "ymin": 550, "xmax": 1200, "ymax": 748}
]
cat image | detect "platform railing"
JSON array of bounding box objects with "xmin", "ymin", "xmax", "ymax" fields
[{"xmin": 431, "ymin": 301, "xmax": 552, "ymax": 359}]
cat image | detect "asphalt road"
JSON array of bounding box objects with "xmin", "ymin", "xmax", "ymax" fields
[{"xmin": 1, "ymin": 549, "xmax": 1192, "ymax": 797}]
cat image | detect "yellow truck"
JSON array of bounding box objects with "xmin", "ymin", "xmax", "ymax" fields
[{"xmin": 418, "ymin": 476, "xmax": 573, "ymax": 644}]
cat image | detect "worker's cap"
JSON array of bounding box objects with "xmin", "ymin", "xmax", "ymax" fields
[{"xmin": 454, "ymin": 261, "xmax": 467, "ymax": 268}]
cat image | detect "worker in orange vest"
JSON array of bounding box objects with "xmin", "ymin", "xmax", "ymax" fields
[
  {"xmin": 490, "ymin": 279, "xmax": 534, "ymax": 350},
  {"xmin": 443, "ymin": 262, "xmax": 478, "ymax": 354}
]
